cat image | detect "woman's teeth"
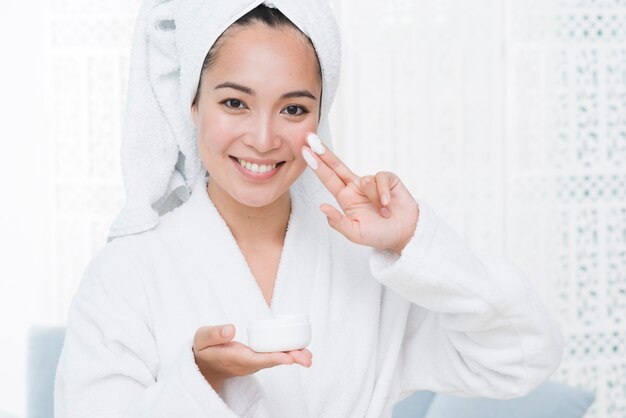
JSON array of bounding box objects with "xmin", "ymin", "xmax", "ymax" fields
[{"xmin": 236, "ymin": 158, "xmax": 278, "ymax": 174}]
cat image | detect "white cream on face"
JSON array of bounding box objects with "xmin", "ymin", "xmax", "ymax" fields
[
  {"xmin": 302, "ymin": 147, "xmax": 318, "ymax": 170},
  {"xmin": 306, "ymin": 132, "xmax": 326, "ymax": 155}
]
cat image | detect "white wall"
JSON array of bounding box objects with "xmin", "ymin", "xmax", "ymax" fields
[{"xmin": 0, "ymin": 0, "xmax": 51, "ymax": 415}]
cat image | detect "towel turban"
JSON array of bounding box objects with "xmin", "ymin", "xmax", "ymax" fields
[{"xmin": 107, "ymin": 0, "xmax": 342, "ymax": 241}]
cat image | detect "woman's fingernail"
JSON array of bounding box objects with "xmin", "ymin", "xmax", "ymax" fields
[
  {"xmin": 302, "ymin": 148, "xmax": 318, "ymax": 170},
  {"xmin": 221, "ymin": 325, "xmax": 234, "ymax": 338},
  {"xmin": 382, "ymin": 192, "xmax": 390, "ymax": 206},
  {"xmin": 380, "ymin": 207, "xmax": 391, "ymax": 218},
  {"xmin": 306, "ymin": 132, "xmax": 326, "ymax": 155}
]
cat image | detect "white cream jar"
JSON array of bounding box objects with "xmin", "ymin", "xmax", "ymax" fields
[{"xmin": 247, "ymin": 314, "xmax": 311, "ymax": 353}]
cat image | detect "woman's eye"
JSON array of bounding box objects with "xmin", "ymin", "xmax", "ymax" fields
[
  {"xmin": 221, "ymin": 99, "xmax": 246, "ymax": 110},
  {"xmin": 283, "ymin": 105, "xmax": 309, "ymax": 116}
]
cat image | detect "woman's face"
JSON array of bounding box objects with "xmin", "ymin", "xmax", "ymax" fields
[{"xmin": 191, "ymin": 23, "xmax": 322, "ymax": 208}]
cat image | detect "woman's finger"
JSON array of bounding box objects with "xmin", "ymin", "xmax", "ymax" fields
[
  {"xmin": 359, "ymin": 175, "xmax": 382, "ymax": 208},
  {"xmin": 302, "ymin": 147, "xmax": 346, "ymax": 198},
  {"xmin": 306, "ymin": 132, "xmax": 360, "ymax": 186},
  {"xmin": 359, "ymin": 175, "xmax": 392, "ymax": 218},
  {"xmin": 374, "ymin": 171, "xmax": 397, "ymax": 207},
  {"xmin": 225, "ymin": 343, "xmax": 294, "ymax": 371},
  {"xmin": 319, "ymin": 203, "xmax": 360, "ymax": 242},
  {"xmin": 194, "ymin": 324, "xmax": 235, "ymax": 351},
  {"xmin": 253, "ymin": 351, "xmax": 296, "ymax": 369},
  {"xmin": 286, "ymin": 349, "xmax": 313, "ymax": 367}
]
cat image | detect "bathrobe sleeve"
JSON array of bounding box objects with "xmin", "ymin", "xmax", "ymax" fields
[
  {"xmin": 368, "ymin": 199, "xmax": 564, "ymax": 399},
  {"xmin": 54, "ymin": 243, "xmax": 268, "ymax": 418}
]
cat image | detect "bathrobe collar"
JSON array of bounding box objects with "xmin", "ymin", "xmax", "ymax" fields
[{"xmin": 175, "ymin": 172, "xmax": 327, "ymax": 330}]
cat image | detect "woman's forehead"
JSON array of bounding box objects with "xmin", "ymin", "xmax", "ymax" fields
[{"xmin": 206, "ymin": 24, "xmax": 321, "ymax": 88}]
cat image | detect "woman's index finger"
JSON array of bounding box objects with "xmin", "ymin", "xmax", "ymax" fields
[
  {"xmin": 302, "ymin": 146, "xmax": 346, "ymax": 198},
  {"xmin": 306, "ymin": 133, "xmax": 359, "ymax": 185}
]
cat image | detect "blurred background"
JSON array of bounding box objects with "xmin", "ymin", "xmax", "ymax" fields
[{"xmin": 1, "ymin": 0, "xmax": 625, "ymax": 417}]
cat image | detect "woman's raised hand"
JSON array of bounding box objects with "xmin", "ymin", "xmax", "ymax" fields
[
  {"xmin": 302, "ymin": 133, "xmax": 419, "ymax": 255},
  {"xmin": 193, "ymin": 324, "xmax": 312, "ymax": 393}
]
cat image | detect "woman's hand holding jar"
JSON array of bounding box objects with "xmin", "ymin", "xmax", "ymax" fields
[{"xmin": 192, "ymin": 324, "xmax": 312, "ymax": 394}]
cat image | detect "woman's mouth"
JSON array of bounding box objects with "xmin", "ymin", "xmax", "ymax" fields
[{"xmin": 230, "ymin": 156, "xmax": 286, "ymax": 180}]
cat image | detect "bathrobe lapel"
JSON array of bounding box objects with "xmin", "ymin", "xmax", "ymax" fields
[{"xmin": 177, "ymin": 175, "xmax": 270, "ymax": 336}]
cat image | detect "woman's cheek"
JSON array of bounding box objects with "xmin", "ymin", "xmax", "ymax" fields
[
  {"xmin": 289, "ymin": 120, "xmax": 318, "ymax": 148},
  {"xmin": 200, "ymin": 114, "xmax": 239, "ymax": 151}
]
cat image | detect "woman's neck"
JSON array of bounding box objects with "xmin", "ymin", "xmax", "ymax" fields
[{"xmin": 206, "ymin": 177, "xmax": 291, "ymax": 246}]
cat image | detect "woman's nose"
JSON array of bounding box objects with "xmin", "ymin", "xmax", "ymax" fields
[{"xmin": 243, "ymin": 114, "xmax": 282, "ymax": 152}]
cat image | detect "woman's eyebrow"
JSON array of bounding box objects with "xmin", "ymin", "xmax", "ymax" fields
[
  {"xmin": 281, "ymin": 90, "xmax": 318, "ymax": 101},
  {"xmin": 214, "ymin": 81, "xmax": 317, "ymax": 101},
  {"xmin": 215, "ymin": 82, "xmax": 254, "ymax": 95}
]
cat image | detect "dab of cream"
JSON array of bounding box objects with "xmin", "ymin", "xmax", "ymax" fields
[
  {"xmin": 302, "ymin": 148, "xmax": 318, "ymax": 170},
  {"xmin": 306, "ymin": 133, "xmax": 326, "ymax": 155}
]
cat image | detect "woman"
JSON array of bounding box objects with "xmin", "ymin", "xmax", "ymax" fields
[{"xmin": 54, "ymin": 1, "xmax": 563, "ymax": 417}]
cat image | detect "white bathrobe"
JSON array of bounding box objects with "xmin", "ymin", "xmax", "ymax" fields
[{"xmin": 54, "ymin": 173, "xmax": 563, "ymax": 418}]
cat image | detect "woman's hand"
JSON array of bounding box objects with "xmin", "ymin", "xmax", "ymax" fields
[
  {"xmin": 301, "ymin": 133, "xmax": 419, "ymax": 255},
  {"xmin": 193, "ymin": 324, "xmax": 312, "ymax": 393}
]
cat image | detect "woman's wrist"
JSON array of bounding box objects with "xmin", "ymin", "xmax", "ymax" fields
[
  {"xmin": 390, "ymin": 234, "xmax": 412, "ymax": 256},
  {"xmin": 390, "ymin": 205, "xmax": 419, "ymax": 256},
  {"xmin": 207, "ymin": 376, "xmax": 225, "ymax": 394},
  {"xmin": 193, "ymin": 347, "xmax": 226, "ymax": 393}
]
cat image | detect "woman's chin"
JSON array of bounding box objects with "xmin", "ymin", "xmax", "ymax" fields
[{"xmin": 234, "ymin": 192, "xmax": 284, "ymax": 209}]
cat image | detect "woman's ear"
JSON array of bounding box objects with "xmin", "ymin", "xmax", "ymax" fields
[{"xmin": 191, "ymin": 102, "xmax": 198, "ymax": 126}]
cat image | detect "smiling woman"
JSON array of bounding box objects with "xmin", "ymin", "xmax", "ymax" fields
[{"xmin": 53, "ymin": 1, "xmax": 564, "ymax": 418}]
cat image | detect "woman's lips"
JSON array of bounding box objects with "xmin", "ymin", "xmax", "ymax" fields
[{"xmin": 230, "ymin": 156, "xmax": 286, "ymax": 181}]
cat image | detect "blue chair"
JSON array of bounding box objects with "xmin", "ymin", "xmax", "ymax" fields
[
  {"xmin": 28, "ymin": 326, "xmax": 594, "ymax": 418},
  {"xmin": 393, "ymin": 381, "xmax": 595, "ymax": 418},
  {"xmin": 27, "ymin": 327, "xmax": 65, "ymax": 418}
]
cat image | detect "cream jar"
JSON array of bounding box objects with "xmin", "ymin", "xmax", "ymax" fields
[{"xmin": 247, "ymin": 314, "xmax": 311, "ymax": 353}]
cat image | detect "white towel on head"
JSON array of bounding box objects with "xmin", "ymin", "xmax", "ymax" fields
[{"xmin": 107, "ymin": 0, "xmax": 342, "ymax": 241}]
